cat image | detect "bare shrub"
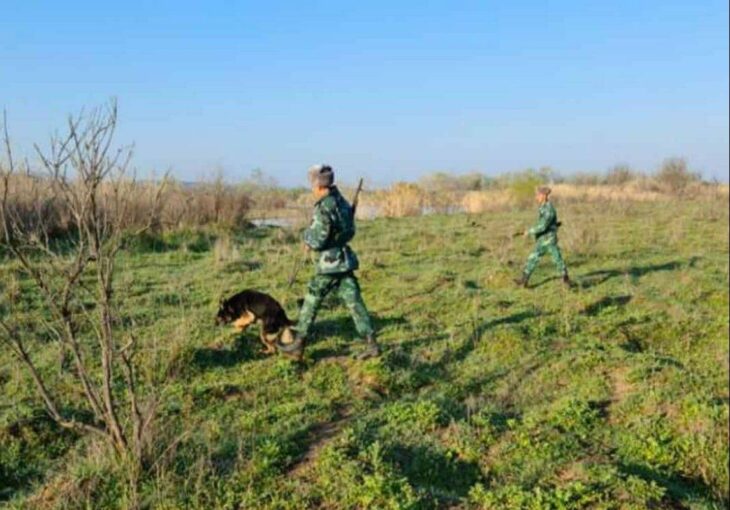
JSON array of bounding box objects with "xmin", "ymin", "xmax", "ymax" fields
[
  {"xmin": 414, "ymin": 171, "xmax": 493, "ymax": 214},
  {"xmin": 237, "ymin": 168, "xmax": 312, "ymax": 223},
  {"xmin": 551, "ymin": 183, "xmax": 664, "ymax": 203},
  {"xmin": 422, "ymin": 190, "xmax": 462, "ymax": 214},
  {"xmin": 0, "ymin": 173, "xmax": 75, "ymax": 238},
  {"xmin": 506, "ymin": 169, "xmax": 546, "ymax": 207},
  {"xmin": 418, "ymin": 171, "xmax": 491, "ymax": 192},
  {"xmin": 605, "ymin": 164, "xmax": 637, "ymax": 185},
  {"xmin": 568, "ymin": 172, "xmax": 604, "ymax": 186},
  {"xmin": 0, "ymin": 169, "xmax": 253, "ymax": 239},
  {"xmin": 375, "ymin": 182, "xmax": 424, "ymax": 217},
  {"xmin": 459, "ymin": 180, "xmax": 682, "ymax": 214},
  {"xmin": 655, "ymin": 158, "xmax": 700, "ymax": 194},
  {"xmin": 461, "ymin": 190, "xmax": 513, "ymax": 213},
  {"xmin": 0, "ymin": 174, "xmax": 253, "ymax": 238},
  {"xmin": 159, "ymin": 178, "xmax": 252, "ymax": 230},
  {"xmin": 0, "ymin": 103, "xmax": 166, "ymax": 507}
]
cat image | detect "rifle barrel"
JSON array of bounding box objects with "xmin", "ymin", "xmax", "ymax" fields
[{"xmin": 352, "ymin": 178, "xmax": 364, "ymax": 214}]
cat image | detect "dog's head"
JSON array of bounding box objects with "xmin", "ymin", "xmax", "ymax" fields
[{"xmin": 215, "ymin": 297, "xmax": 236, "ymax": 325}]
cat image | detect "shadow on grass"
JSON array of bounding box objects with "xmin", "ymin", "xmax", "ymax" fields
[
  {"xmin": 619, "ymin": 463, "xmax": 720, "ymax": 508},
  {"xmin": 388, "ymin": 443, "xmax": 483, "ymax": 503},
  {"xmin": 456, "ymin": 367, "xmax": 514, "ymax": 401},
  {"xmin": 463, "ymin": 279, "xmax": 481, "ymax": 290},
  {"xmin": 308, "ymin": 345, "xmax": 352, "ymax": 362},
  {"xmin": 492, "ymin": 357, "xmax": 547, "ymax": 410},
  {"xmin": 531, "ymin": 275, "xmax": 561, "ymax": 288},
  {"xmin": 190, "ymin": 336, "xmax": 265, "ymax": 370},
  {"xmin": 619, "ymin": 335, "xmax": 645, "ymax": 354},
  {"xmin": 383, "ymin": 310, "xmax": 545, "ymax": 396},
  {"xmin": 193, "ymin": 314, "xmax": 410, "ymax": 369},
  {"xmin": 279, "ymin": 310, "xmax": 546, "ymax": 476},
  {"xmin": 526, "ymin": 257, "xmax": 592, "ymax": 288},
  {"xmin": 394, "ymin": 310, "xmax": 543, "ymax": 369},
  {"xmin": 0, "ymin": 413, "xmax": 80, "ymax": 502},
  {"xmin": 222, "ymin": 260, "xmax": 263, "ymax": 273},
  {"xmin": 472, "ymin": 309, "xmax": 546, "ymax": 340},
  {"xmin": 311, "ymin": 314, "xmax": 409, "ymax": 343},
  {"xmin": 578, "ymin": 260, "xmax": 692, "ymax": 289},
  {"xmin": 582, "ymin": 295, "xmax": 632, "ymax": 316},
  {"xmin": 645, "ymin": 353, "xmax": 685, "ymax": 370},
  {"xmin": 285, "ymin": 405, "xmax": 353, "ymax": 474}
]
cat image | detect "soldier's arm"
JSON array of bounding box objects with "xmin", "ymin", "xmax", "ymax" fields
[
  {"xmin": 528, "ymin": 206, "xmax": 555, "ymax": 236},
  {"xmin": 303, "ymin": 206, "xmax": 332, "ymax": 250}
]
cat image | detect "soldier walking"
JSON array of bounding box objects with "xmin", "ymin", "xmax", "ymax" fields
[
  {"xmin": 278, "ymin": 165, "xmax": 379, "ymax": 359},
  {"xmin": 515, "ymin": 186, "xmax": 572, "ymax": 288}
]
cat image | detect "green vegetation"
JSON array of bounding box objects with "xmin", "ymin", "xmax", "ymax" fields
[{"xmin": 1, "ymin": 199, "xmax": 728, "ymax": 509}]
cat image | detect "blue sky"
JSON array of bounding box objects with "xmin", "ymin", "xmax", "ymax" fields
[{"xmin": 1, "ymin": 0, "xmax": 728, "ymax": 185}]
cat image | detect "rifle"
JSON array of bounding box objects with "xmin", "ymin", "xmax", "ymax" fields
[
  {"xmin": 351, "ymin": 178, "xmax": 364, "ymax": 215},
  {"xmin": 287, "ymin": 178, "xmax": 364, "ymax": 289},
  {"xmin": 512, "ymin": 221, "xmax": 562, "ymax": 239},
  {"xmin": 287, "ymin": 248, "xmax": 306, "ymax": 289}
]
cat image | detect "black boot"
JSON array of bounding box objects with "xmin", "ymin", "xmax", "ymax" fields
[
  {"xmin": 276, "ymin": 334, "xmax": 305, "ymax": 360},
  {"xmin": 514, "ymin": 274, "xmax": 529, "ymax": 288},
  {"xmin": 562, "ymin": 272, "xmax": 573, "ymax": 288},
  {"xmin": 355, "ymin": 335, "xmax": 380, "ymax": 360}
]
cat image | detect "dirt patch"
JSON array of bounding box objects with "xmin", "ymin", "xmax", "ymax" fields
[
  {"xmin": 556, "ymin": 455, "xmax": 606, "ymax": 483},
  {"xmin": 288, "ymin": 406, "xmax": 354, "ymax": 478},
  {"xmin": 607, "ymin": 366, "xmax": 634, "ymax": 423}
]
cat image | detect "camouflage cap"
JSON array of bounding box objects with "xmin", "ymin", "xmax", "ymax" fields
[
  {"xmin": 536, "ymin": 186, "xmax": 552, "ymax": 195},
  {"xmin": 308, "ymin": 164, "xmax": 334, "ymax": 187}
]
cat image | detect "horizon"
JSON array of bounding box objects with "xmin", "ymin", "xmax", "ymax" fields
[
  {"xmin": 2, "ymin": 0, "xmax": 728, "ymax": 185},
  {"xmin": 174, "ymin": 163, "xmax": 725, "ymax": 188}
]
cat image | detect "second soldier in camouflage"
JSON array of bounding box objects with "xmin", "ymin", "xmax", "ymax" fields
[
  {"xmin": 277, "ymin": 165, "xmax": 379, "ymax": 360},
  {"xmin": 515, "ymin": 186, "xmax": 572, "ymax": 288}
]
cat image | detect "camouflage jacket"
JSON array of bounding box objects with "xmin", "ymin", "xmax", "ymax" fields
[
  {"xmin": 303, "ymin": 186, "xmax": 359, "ymax": 274},
  {"xmin": 528, "ymin": 201, "xmax": 559, "ymax": 239}
]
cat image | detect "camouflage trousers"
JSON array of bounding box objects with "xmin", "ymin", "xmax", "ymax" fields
[
  {"xmin": 296, "ymin": 271, "xmax": 375, "ymax": 340},
  {"xmin": 523, "ymin": 233, "xmax": 568, "ymax": 278}
]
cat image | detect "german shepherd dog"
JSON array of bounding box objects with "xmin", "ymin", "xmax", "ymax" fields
[{"xmin": 215, "ymin": 290, "xmax": 295, "ymax": 354}]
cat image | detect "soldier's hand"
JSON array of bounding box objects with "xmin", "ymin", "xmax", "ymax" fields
[
  {"xmin": 523, "ymin": 230, "xmax": 530, "ymax": 239},
  {"xmin": 302, "ymin": 243, "xmax": 311, "ymax": 253}
]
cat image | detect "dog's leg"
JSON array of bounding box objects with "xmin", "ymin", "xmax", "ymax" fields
[
  {"xmin": 266, "ymin": 332, "xmax": 283, "ymax": 353},
  {"xmin": 258, "ymin": 324, "xmax": 277, "ymax": 354},
  {"xmin": 233, "ymin": 311, "xmax": 255, "ymax": 332}
]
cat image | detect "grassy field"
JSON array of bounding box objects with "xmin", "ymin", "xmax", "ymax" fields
[{"xmin": 1, "ymin": 199, "xmax": 728, "ymax": 509}]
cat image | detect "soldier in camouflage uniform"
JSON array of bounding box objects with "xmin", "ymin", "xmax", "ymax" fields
[
  {"xmin": 515, "ymin": 186, "xmax": 572, "ymax": 288},
  {"xmin": 277, "ymin": 165, "xmax": 379, "ymax": 359}
]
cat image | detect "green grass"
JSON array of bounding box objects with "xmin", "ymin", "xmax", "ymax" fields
[{"xmin": 1, "ymin": 200, "xmax": 728, "ymax": 509}]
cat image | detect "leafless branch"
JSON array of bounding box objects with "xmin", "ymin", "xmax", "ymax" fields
[{"xmin": 0, "ymin": 102, "xmax": 167, "ymax": 505}]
